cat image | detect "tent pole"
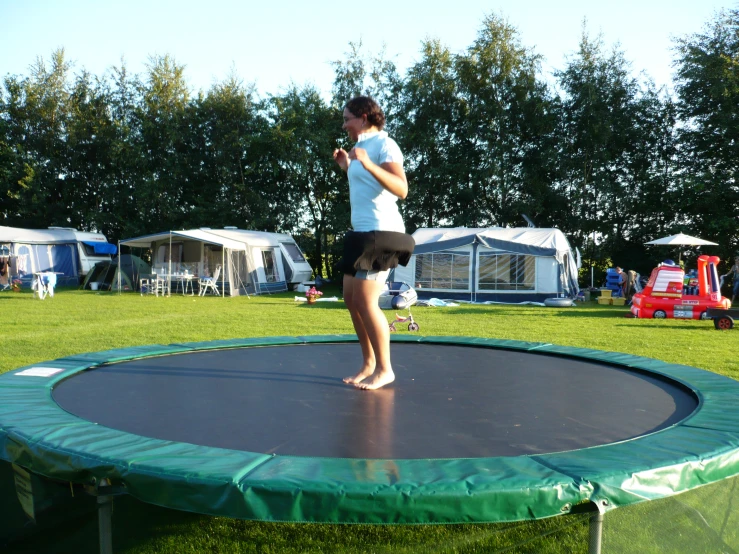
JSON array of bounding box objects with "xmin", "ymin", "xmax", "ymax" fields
[
  {"xmin": 117, "ymin": 241, "xmax": 121, "ymax": 294},
  {"xmin": 591, "ymin": 229, "xmax": 596, "ymax": 289},
  {"xmin": 222, "ymin": 248, "xmax": 225, "ymax": 297},
  {"xmin": 168, "ymin": 233, "xmax": 172, "ymax": 297}
]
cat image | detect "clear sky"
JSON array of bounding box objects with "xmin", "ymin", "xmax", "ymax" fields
[{"xmin": 0, "ymin": 0, "xmax": 734, "ymax": 98}]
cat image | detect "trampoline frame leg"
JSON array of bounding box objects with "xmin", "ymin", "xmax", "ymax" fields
[
  {"xmin": 96, "ymin": 479, "xmax": 113, "ymax": 554},
  {"xmin": 588, "ymin": 510, "xmax": 603, "ymax": 554}
]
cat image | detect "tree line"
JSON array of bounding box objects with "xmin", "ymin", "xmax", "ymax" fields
[{"xmin": 2, "ymin": 11, "xmax": 738, "ymax": 283}]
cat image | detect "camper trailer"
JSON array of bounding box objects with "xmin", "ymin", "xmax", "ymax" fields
[
  {"xmin": 49, "ymin": 227, "xmax": 118, "ymax": 277},
  {"xmin": 0, "ymin": 225, "xmax": 116, "ymax": 286}
]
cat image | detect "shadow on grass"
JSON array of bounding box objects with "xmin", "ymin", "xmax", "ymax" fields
[
  {"xmin": 442, "ymin": 305, "xmax": 627, "ymax": 319},
  {"xmin": 553, "ymin": 309, "xmax": 634, "ymax": 319},
  {"xmin": 2, "ymin": 459, "xmax": 210, "ymax": 554},
  {"xmin": 2, "ymin": 475, "xmax": 592, "ymax": 554},
  {"xmin": 624, "ymin": 322, "xmax": 717, "ymax": 331},
  {"xmin": 296, "ymin": 302, "xmax": 346, "ymax": 311}
]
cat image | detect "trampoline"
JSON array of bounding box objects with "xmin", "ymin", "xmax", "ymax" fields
[{"xmin": 3, "ymin": 335, "xmax": 739, "ymax": 552}]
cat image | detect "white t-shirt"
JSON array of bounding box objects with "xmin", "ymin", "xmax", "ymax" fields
[{"xmin": 347, "ymin": 130, "xmax": 405, "ymax": 232}]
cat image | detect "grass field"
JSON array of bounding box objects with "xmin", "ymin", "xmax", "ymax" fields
[{"xmin": 1, "ymin": 287, "xmax": 738, "ymax": 553}]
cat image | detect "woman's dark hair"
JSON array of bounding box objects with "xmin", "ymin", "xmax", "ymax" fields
[{"xmin": 345, "ymin": 96, "xmax": 385, "ymax": 130}]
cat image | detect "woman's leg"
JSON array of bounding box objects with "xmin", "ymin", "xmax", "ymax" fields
[
  {"xmin": 342, "ymin": 274, "xmax": 377, "ymax": 384},
  {"xmin": 350, "ymin": 277, "xmax": 394, "ymax": 390}
]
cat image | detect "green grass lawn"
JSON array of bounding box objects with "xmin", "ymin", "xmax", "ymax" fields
[{"xmin": 1, "ymin": 287, "xmax": 738, "ymax": 553}]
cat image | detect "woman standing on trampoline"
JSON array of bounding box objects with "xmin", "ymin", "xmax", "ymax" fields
[{"xmin": 333, "ymin": 96, "xmax": 414, "ymax": 390}]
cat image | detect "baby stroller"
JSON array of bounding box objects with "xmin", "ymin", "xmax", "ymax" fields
[{"xmin": 378, "ymin": 281, "xmax": 420, "ymax": 332}]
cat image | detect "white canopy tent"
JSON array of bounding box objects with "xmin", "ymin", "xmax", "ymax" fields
[
  {"xmin": 118, "ymin": 228, "xmax": 312, "ymax": 296},
  {"xmin": 118, "ymin": 230, "xmax": 250, "ymax": 296}
]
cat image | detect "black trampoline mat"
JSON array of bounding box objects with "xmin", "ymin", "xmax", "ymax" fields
[{"xmin": 52, "ymin": 343, "xmax": 697, "ymax": 459}]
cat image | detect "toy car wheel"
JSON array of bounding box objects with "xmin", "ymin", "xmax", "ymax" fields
[
  {"xmin": 408, "ymin": 323, "xmax": 420, "ymax": 332},
  {"xmin": 388, "ymin": 324, "xmax": 396, "ymax": 332},
  {"xmin": 653, "ymin": 310, "xmax": 667, "ymax": 319},
  {"xmin": 715, "ymin": 316, "xmax": 734, "ymax": 330},
  {"xmin": 699, "ymin": 311, "xmax": 710, "ymax": 320}
]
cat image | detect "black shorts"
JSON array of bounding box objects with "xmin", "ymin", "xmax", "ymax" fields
[{"xmin": 340, "ymin": 231, "xmax": 415, "ymax": 276}]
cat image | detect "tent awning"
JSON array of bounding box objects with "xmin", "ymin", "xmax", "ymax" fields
[
  {"xmin": 119, "ymin": 230, "xmax": 247, "ymax": 250},
  {"xmin": 412, "ymin": 227, "xmax": 570, "ymax": 258},
  {"xmin": 82, "ymin": 241, "xmax": 117, "ymax": 255},
  {"xmin": 0, "ymin": 225, "xmax": 77, "ymax": 244}
]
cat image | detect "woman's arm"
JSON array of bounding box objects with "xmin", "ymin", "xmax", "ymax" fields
[
  {"xmin": 333, "ymin": 148, "xmax": 350, "ymax": 172},
  {"xmin": 350, "ymin": 148, "xmax": 408, "ymax": 199}
]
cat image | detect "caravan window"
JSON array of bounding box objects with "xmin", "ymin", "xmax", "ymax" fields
[
  {"xmin": 280, "ymin": 242, "xmax": 306, "ymax": 262},
  {"xmin": 478, "ymin": 253, "xmax": 535, "ymax": 291},
  {"xmin": 414, "ymin": 251, "xmax": 470, "ymax": 290}
]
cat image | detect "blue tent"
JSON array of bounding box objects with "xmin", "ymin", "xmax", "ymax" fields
[
  {"xmin": 393, "ymin": 227, "xmax": 580, "ymax": 303},
  {"xmin": 0, "ymin": 226, "xmax": 81, "ymax": 286}
]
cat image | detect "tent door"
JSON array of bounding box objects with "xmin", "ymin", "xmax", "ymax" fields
[
  {"xmin": 254, "ymin": 248, "xmax": 288, "ymax": 294},
  {"xmin": 256, "ymin": 248, "xmax": 282, "ymax": 283}
]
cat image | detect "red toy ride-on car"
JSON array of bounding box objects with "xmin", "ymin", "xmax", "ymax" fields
[{"xmin": 630, "ymin": 255, "xmax": 731, "ymax": 319}]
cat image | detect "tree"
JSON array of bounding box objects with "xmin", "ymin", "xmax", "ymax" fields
[
  {"xmin": 330, "ymin": 40, "xmax": 402, "ymax": 116},
  {"xmin": 268, "ymin": 85, "xmax": 347, "ymax": 277},
  {"xmin": 555, "ymin": 26, "xmax": 646, "ymax": 266},
  {"xmin": 134, "ymin": 54, "xmax": 191, "ymax": 233},
  {"xmin": 0, "ymin": 99, "xmax": 34, "ymax": 223},
  {"xmin": 64, "ymin": 70, "xmax": 120, "ymax": 234},
  {"xmin": 186, "ymin": 75, "xmax": 275, "ymax": 232},
  {"xmin": 393, "ymin": 38, "xmax": 462, "ymax": 230},
  {"xmin": 454, "ymin": 14, "xmax": 559, "ymax": 228},
  {"xmin": 104, "ymin": 61, "xmax": 145, "ymax": 241},
  {"xmin": 673, "ymin": 8, "xmax": 739, "ymax": 262},
  {"xmin": 2, "ymin": 49, "xmax": 72, "ymax": 228}
]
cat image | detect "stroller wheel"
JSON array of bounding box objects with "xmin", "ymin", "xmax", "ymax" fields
[{"xmin": 408, "ymin": 323, "xmax": 420, "ymax": 332}]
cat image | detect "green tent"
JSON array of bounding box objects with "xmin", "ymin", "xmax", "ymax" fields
[{"xmin": 82, "ymin": 254, "xmax": 151, "ymax": 291}]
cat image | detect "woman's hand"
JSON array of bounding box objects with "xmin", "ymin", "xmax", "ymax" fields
[
  {"xmin": 348, "ymin": 147, "xmax": 369, "ymax": 167},
  {"xmin": 349, "ymin": 147, "xmax": 407, "ymax": 199},
  {"xmin": 333, "ymin": 148, "xmax": 350, "ymax": 171}
]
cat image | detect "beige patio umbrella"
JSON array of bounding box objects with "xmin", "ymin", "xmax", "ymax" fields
[{"xmin": 645, "ymin": 233, "xmax": 718, "ymax": 264}]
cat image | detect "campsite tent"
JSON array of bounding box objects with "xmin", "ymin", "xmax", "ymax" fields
[
  {"xmin": 392, "ymin": 227, "xmax": 580, "ymax": 303},
  {"xmin": 0, "ymin": 225, "xmax": 115, "ymax": 287},
  {"xmin": 118, "ymin": 228, "xmax": 313, "ymax": 296},
  {"xmin": 82, "ymin": 255, "xmax": 152, "ymax": 292},
  {"xmin": 0, "ymin": 226, "xmax": 80, "ymax": 286}
]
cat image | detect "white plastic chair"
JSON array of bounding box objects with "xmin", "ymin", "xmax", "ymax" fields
[
  {"xmin": 198, "ymin": 265, "xmax": 221, "ymax": 296},
  {"xmin": 154, "ymin": 277, "xmax": 170, "ymax": 296},
  {"xmin": 33, "ymin": 272, "xmax": 56, "ymax": 300}
]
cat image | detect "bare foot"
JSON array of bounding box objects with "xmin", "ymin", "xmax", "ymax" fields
[
  {"xmin": 355, "ymin": 369, "xmax": 395, "ymax": 390},
  {"xmin": 343, "ymin": 363, "xmax": 375, "ymax": 384}
]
